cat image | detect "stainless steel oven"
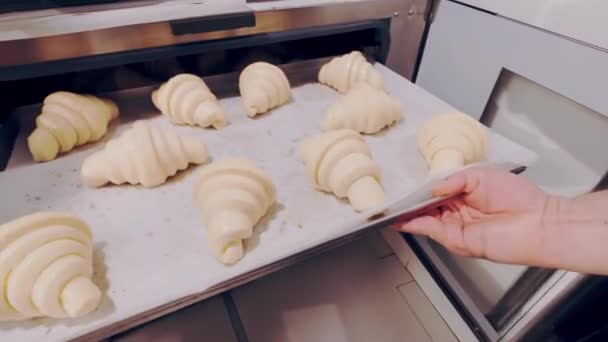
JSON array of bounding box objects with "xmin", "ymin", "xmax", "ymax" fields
[{"xmin": 1, "ymin": 1, "xmax": 606, "ymax": 341}]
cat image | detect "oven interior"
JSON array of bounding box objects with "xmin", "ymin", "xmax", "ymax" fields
[{"xmin": 0, "ymin": 19, "xmax": 390, "ymax": 169}]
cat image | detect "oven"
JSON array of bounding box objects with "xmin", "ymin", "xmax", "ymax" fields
[{"xmin": 0, "ymin": 1, "xmax": 606, "ymax": 341}]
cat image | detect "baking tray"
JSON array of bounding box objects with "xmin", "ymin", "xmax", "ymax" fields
[{"xmin": 0, "ymin": 64, "xmax": 537, "ymax": 341}]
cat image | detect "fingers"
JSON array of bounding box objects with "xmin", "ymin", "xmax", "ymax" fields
[
  {"xmin": 433, "ymin": 167, "xmax": 485, "ymax": 197},
  {"xmin": 390, "ymin": 207, "xmax": 440, "ymax": 228},
  {"xmin": 447, "ymin": 198, "xmax": 483, "ymax": 222},
  {"xmin": 394, "ymin": 207, "xmax": 474, "ymax": 257},
  {"xmin": 435, "ymin": 165, "xmax": 549, "ymax": 215},
  {"xmin": 397, "ymin": 215, "xmax": 443, "ymax": 238},
  {"xmin": 441, "ymin": 210, "xmax": 474, "ymax": 257}
]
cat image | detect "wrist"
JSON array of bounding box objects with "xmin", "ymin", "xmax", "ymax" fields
[
  {"xmin": 540, "ymin": 194, "xmax": 571, "ymax": 228},
  {"xmin": 547, "ymin": 191, "xmax": 608, "ymax": 224},
  {"xmin": 536, "ymin": 191, "xmax": 608, "ymax": 274},
  {"xmin": 536, "ymin": 192, "xmax": 608, "ymax": 270},
  {"xmin": 532, "ymin": 195, "xmax": 573, "ymax": 268}
]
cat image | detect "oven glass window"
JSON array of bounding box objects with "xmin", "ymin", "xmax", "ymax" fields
[{"xmin": 482, "ymin": 69, "xmax": 608, "ymax": 196}]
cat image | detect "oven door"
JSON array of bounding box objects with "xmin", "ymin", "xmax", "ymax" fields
[
  {"xmin": 413, "ymin": 1, "xmax": 608, "ymax": 341},
  {"xmin": 0, "ymin": 0, "xmax": 120, "ymax": 14}
]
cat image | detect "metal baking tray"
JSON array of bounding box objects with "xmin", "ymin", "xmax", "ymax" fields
[{"xmin": 0, "ymin": 63, "xmax": 537, "ymax": 341}]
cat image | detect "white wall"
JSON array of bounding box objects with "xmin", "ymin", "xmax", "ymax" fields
[
  {"xmin": 458, "ymin": 0, "xmax": 608, "ymax": 51},
  {"xmin": 417, "ymin": 1, "xmax": 608, "ymax": 121}
]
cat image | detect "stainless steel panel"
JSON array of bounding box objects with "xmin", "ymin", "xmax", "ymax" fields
[{"xmin": 0, "ymin": 0, "xmax": 430, "ymax": 79}]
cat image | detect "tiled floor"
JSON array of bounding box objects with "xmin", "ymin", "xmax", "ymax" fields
[{"xmin": 112, "ymin": 230, "xmax": 456, "ymax": 342}]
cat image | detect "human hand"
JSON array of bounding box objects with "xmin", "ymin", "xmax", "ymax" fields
[{"xmin": 394, "ymin": 166, "xmax": 553, "ymax": 265}]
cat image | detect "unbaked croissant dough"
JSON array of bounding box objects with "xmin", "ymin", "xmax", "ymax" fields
[
  {"xmin": 152, "ymin": 73, "xmax": 227, "ymax": 129},
  {"xmin": 239, "ymin": 62, "xmax": 291, "ymax": 117},
  {"xmin": 81, "ymin": 120, "xmax": 208, "ymax": 188},
  {"xmin": 0, "ymin": 212, "xmax": 101, "ymax": 321},
  {"xmin": 322, "ymin": 83, "xmax": 402, "ymax": 134},
  {"xmin": 28, "ymin": 91, "xmax": 119, "ymax": 162},
  {"xmin": 194, "ymin": 158, "xmax": 275, "ymax": 265},
  {"xmin": 417, "ymin": 112, "xmax": 488, "ymax": 175},
  {"xmin": 318, "ymin": 51, "xmax": 385, "ymax": 94},
  {"xmin": 299, "ymin": 129, "xmax": 385, "ymax": 212}
]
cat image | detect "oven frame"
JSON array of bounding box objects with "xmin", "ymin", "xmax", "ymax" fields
[{"xmin": 0, "ymin": 0, "xmax": 431, "ymax": 81}]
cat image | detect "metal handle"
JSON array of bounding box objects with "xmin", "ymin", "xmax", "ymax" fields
[{"xmin": 170, "ymin": 11, "xmax": 256, "ymax": 36}]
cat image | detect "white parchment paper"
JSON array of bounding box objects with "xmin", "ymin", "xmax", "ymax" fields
[{"xmin": 0, "ymin": 65, "xmax": 536, "ymax": 341}]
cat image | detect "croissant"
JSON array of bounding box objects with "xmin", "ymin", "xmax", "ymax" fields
[
  {"xmin": 194, "ymin": 158, "xmax": 275, "ymax": 265},
  {"xmin": 27, "ymin": 91, "xmax": 119, "ymax": 162},
  {"xmin": 81, "ymin": 120, "xmax": 208, "ymax": 188},
  {"xmin": 0, "ymin": 212, "xmax": 101, "ymax": 321},
  {"xmin": 299, "ymin": 129, "xmax": 385, "ymax": 212},
  {"xmin": 152, "ymin": 73, "xmax": 227, "ymax": 129},
  {"xmin": 417, "ymin": 112, "xmax": 488, "ymax": 175},
  {"xmin": 239, "ymin": 62, "xmax": 291, "ymax": 117},
  {"xmin": 321, "ymin": 83, "xmax": 402, "ymax": 134},
  {"xmin": 318, "ymin": 51, "xmax": 385, "ymax": 94}
]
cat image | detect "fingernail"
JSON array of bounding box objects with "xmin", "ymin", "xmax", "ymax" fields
[
  {"xmin": 398, "ymin": 224, "xmax": 414, "ymax": 232},
  {"xmin": 433, "ymin": 189, "xmax": 446, "ymax": 197}
]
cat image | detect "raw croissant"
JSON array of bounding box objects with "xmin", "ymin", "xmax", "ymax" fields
[
  {"xmin": 27, "ymin": 91, "xmax": 119, "ymax": 162},
  {"xmin": 239, "ymin": 62, "xmax": 291, "ymax": 117},
  {"xmin": 322, "ymin": 83, "xmax": 402, "ymax": 134},
  {"xmin": 0, "ymin": 212, "xmax": 101, "ymax": 321},
  {"xmin": 417, "ymin": 112, "xmax": 488, "ymax": 175},
  {"xmin": 299, "ymin": 129, "xmax": 385, "ymax": 212},
  {"xmin": 318, "ymin": 51, "xmax": 385, "ymax": 94},
  {"xmin": 194, "ymin": 158, "xmax": 275, "ymax": 265},
  {"xmin": 152, "ymin": 73, "xmax": 227, "ymax": 129},
  {"xmin": 81, "ymin": 120, "xmax": 208, "ymax": 188}
]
